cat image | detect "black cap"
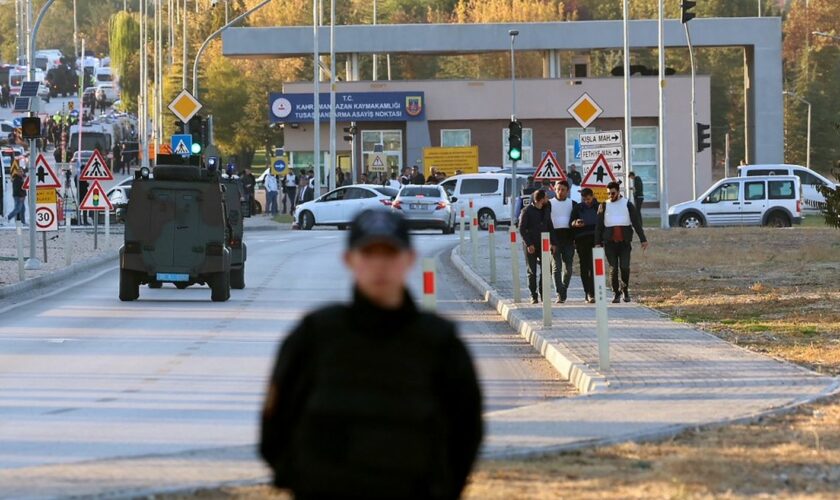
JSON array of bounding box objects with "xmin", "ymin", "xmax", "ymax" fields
[{"xmin": 348, "ymin": 209, "xmax": 411, "ymax": 251}]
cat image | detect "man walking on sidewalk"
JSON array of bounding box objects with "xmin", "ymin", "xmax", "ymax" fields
[
  {"xmin": 260, "ymin": 210, "xmax": 483, "ymax": 500},
  {"xmin": 570, "ymin": 188, "xmax": 599, "ymax": 303},
  {"xmin": 519, "ymin": 189, "xmax": 557, "ymax": 304},
  {"xmin": 595, "ymin": 182, "xmax": 648, "ymax": 303},
  {"xmin": 549, "ymin": 180, "xmax": 576, "ymax": 304}
]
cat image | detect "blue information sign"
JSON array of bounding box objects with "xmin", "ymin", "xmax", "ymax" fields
[
  {"xmin": 574, "ymin": 139, "xmax": 581, "ymax": 160},
  {"xmin": 269, "ymin": 91, "xmax": 426, "ymax": 123},
  {"xmin": 273, "ymin": 158, "xmax": 287, "ymax": 173},
  {"xmin": 171, "ymin": 134, "xmax": 192, "ymax": 156}
]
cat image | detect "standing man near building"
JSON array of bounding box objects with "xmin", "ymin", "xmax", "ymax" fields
[
  {"xmin": 297, "ymin": 176, "xmax": 315, "ymax": 205},
  {"xmin": 567, "ymin": 164, "xmax": 582, "ymax": 187},
  {"xmin": 260, "ymin": 210, "xmax": 483, "ymax": 499},
  {"xmin": 629, "ymin": 171, "xmax": 644, "ymax": 215},
  {"xmin": 519, "ymin": 190, "xmax": 557, "ymax": 304},
  {"xmin": 549, "ymin": 180, "xmax": 576, "ymax": 304},
  {"xmin": 242, "ymin": 168, "xmax": 257, "ymax": 215},
  {"xmin": 264, "ymin": 171, "xmax": 279, "ymax": 216},
  {"xmin": 410, "ymin": 165, "xmax": 425, "ymax": 185},
  {"xmin": 595, "ymin": 182, "xmax": 648, "ymax": 303},
  {"xmin": 571, "ymin": 188, "xmax": 599, "ymax": 303},
  {"xmin": 282, "ymin": 170, "xmax": 297, "ymax": 214}
]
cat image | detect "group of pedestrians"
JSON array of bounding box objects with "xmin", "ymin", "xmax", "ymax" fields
[
  {"xmin": 519, "ymin": 179, "xmax": 648, "ymax": 305},
  {"xmin": 262, "ymin": 169, "xmax": 316, "ymax": 216}
]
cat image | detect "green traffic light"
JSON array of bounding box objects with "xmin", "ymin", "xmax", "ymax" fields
[
  {"xmin": 509, "ymin": 148, "xmax": 522, "ymax": 161},
  {"xmin": 191, "ymin": 142, "xmax": 202, "ymax": 154}
]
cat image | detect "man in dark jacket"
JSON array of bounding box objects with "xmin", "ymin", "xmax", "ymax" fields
[
  {"xmin": 410, "ymin": 165, "xmax": 425, "ymax": 185},
  {"xmin": 595, "ymin": 182, "xmax": 649, "ymax": 303},
  {"xmin": 570, "ymin": 188, "xmax": 599, "ymax": 303},
  {"xmin": 519, "ymin": 189, "xmax": 558, "ymax": 304},
  {"xmin": 629, "ymin": 171, "xmax": 644, "ymax": 215},
  {"xmin": 260, "ymin": 210, "xmax": 483, "ymax": 500}
]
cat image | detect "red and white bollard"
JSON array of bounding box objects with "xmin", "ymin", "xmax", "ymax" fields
[
  {"xmin": 488, "ymin": 222, "xmax": 496, "ymax": 285},
  {"xmin": 510, "ymin": 230, "xmax": 521, "ymax": 303},
  {"xmin": 422, "ymin": 258, "xmax": 436, "ymax": 311},
  {"xmin": 469, "ymin": 199, "xmax": 478, "ymax": 268},
  {"xmin": 541, "ymin": 232, "xmax": 552, "ymax": 327},
  {"xmin": 459, "ymin": 208, "xmax": 466, "ymax": 254},
  {"xmin": 592, "ymin": 247, "xmax": 610, "ymax": 370}
]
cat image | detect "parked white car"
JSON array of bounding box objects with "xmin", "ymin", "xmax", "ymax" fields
[
  {"xmin": 294, "ymin": 184, "xmax": 399, "ymax": 230},
  {"xmin": 738, "ymin": 164, "xmax": 837, "ymax": 212},
  {"xmin": 668, "ymin": 175, "xmax": 802, "ymax": 228},
  {"xmin": 439, "ymin": 173, "xmax": 527, "ymax": 230}
]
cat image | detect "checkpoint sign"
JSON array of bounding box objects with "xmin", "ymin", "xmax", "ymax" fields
[
  {"xmin": 79, "ymin": 149, "xmax": 113, "ymax": 181},
  {"xmin": 22, "ymin": 153, "xmax": 61, "ymax": 190},
  {"xmin": 168, "ymin": 89, "xmax": 202, "ymax": 123},
  {"xmin": 79, "ymin": 181, "xmax": 113, "ymax": 211}
]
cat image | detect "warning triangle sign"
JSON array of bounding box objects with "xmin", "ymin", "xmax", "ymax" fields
[
  {"xmin": 534, "ymin": 150, "xmax": 566, "ymax": 181},
  {"xmin": 580, "ymin": 154, "xmax": 618, "ymax": 188},
  {"xmin": 79, "ymin": 149, "xmax": 114, "ymax": 181},
  {"xmin": 174, "ymin": 139, "xmax": 190, "ymax": 155},
  {"xmin": 79, "ymin": 180, "xmax": 113, "ymax": 211},
  {"xmin": 22, "ymin": 153, "xmax": 62, "ymax": 189},
  {"xmin": 371, "ymin": 156, "xmax": 384, "ymax": 167}
]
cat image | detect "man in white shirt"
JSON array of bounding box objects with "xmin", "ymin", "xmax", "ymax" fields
[
  {"xmin": 265, "ymin": 172, "xmax": 279, "ymax": 216},
  {"xmin": 282, "ymin": 171, "xmax": 297, "ymax": 214},
  {"xmin": 387, "ymin": 173, "xmax": 401, "ymax": 190},
  {"xmin": 548, "ymin": 180, "xmax": 577, "ymax": 303}
]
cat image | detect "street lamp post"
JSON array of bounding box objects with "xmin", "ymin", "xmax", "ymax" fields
[
  {"xmin": 812, "ymin": 31, "xmax": 840, "ymax": 41},
  {"xmin": 784, "ymin": 91, "xmax": 812, "ymax": 170},
  {"xmin": 509, "ymin": 29, "xmax": 518, "ymax": 227}
]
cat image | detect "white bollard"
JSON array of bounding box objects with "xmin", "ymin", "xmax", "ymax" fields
[
  {"xmin": 541, "ymin": 232, "xmax": 552, "ymax": 327},
  {"xmin": 422, "ymin": 258, "xmax": 436, "ymax": 311},
  {"xmin": 592, "ymin": 247, "xmax": 610, "ymax": 370},
  {"xmin": 459, "ymin": 208, "xmax": 465, "ymax": 255},
  {"xmin": 488, "ymin": 221, "xmax": 496, "ymax": 285},
  {"xmin": 469, "ymin": 199, "xmax": 477, "ymax": 268},
  {"xmin": 510, "ymin": 230, "xmax": 521, "ymax": 303},
  {"xmin": 64, "ymin": 211, "xmax": 72, "ymax": 266},
  {"xmin": 16, "ymin": 221, "xmax": 25, "ymax": 282},
  {"xmin": 104, "ymin": 207, "xmax": 111, "ymax": 249}
]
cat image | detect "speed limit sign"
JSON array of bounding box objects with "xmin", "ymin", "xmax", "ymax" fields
[{"xmin": 35, "ymin": 204, "xmax": 57, "ymax": 232}]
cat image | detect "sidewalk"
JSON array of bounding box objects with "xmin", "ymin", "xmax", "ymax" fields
[
  {"xmin": 454, "ymin": 231, "xmax": 839, "ymax": 458},
  {"xmin": 243, "ymin": 215, "xmax": 292, "ymax": 232}
]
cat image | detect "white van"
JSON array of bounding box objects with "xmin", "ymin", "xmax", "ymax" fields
[
  {"xmin": 668, "ymin": 175, "xmax": 802, "ymax": 228},
  {"xmin": 738, "ymin": 164, "xmax": 836, "ymax": 212},
  {"xmin": 439, "ymin": 173, "xmax": 526, "ymax": 229}
]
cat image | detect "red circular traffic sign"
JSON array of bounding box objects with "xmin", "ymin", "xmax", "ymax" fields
[{"xmin": 35, "ymin": 206, "xmax": 56, "ymax": 230}]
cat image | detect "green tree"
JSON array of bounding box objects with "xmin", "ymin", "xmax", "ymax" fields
[{"xmin": 109, "ymin": 11, "xmax": 141, "ymax": 113}]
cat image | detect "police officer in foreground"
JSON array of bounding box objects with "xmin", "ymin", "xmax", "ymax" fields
[{"xmin": 260, "ymin": 209, "xmax": 484, "ymax": 500}]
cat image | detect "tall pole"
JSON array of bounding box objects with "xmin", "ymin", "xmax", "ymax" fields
[
  {"xmin": 509, "ymin": 30, "xmax": 518, "ymax": 227},
  {"xmin": 724, "ymin": 132, "xmax": 730, "ymax": 178},
  {"xmin": 372, "ymin": 0, "xmax": 378, "ymax": 81},
  {"xmin": 658, "ymin": 0, "xmax": 669, "ymax": 228},
  {"xmin": 685, "ymin": 23, "xmax": 697, "ymax": 199},
  {"xmin": 329, "ymin": 0, "xmax": 337, "ymax": 191},
  {"xmin": 806, "ymin": 101, "xmax": 811, "ymax": 170},
  {"xmin": 153, "ymin": 0, "xmax": 159, "ymax": 154},
  {"xmin": 622, "ymin": 0, "xmax": 632, "ymax": 197},
  {"xmin": 73, "ymin": 0, "xmax": 78, "ymax": 60},
  {"xmin": 140, "ymin": 0, "xmax": 150, "ymax": 168},
  {"xmin": 182, "ymin": 0, "xmax": 188, "ymax": 90},
  {"xmin": 313, "ymin": 0, "xmax": 321, "ymax": 194},
  {"xmin": 169, "ymin": 0, "xmax": 174, "ymax": 65}
]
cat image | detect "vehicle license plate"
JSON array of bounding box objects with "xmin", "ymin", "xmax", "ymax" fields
[{"xmin": 156, "ymin": 273, "xmax": 189, "ymax": 282}]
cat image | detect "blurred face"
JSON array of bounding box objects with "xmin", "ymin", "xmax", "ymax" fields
[
  {"xmin": 608, "ymin": 188, "xmax": 620, "ymax": 202},
  {"xmin": 555, "ymin": 183, "xmax": 569, "ymax": 200},
  {"xmin": 345, "ymin": 243, "xmax": 416, "ymax": 308},
  {"xmin": 582, "ymin": 194, "xmax": 594, "ymax": 205}
]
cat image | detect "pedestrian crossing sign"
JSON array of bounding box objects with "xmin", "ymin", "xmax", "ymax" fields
[
  {"xmin": 171, "ymin": 134, "xmax": 192, "ymax": 156},
  {"xmin": 79, "ymin": 149, "xmax": 113, "ymax": 181},
  {"xmin": 534, "ymin": 150, "xmax": 566, "ymax": 182},
  {"xmin": 368, "ymin": 152, "xmax": 387, "ymax": 173}
]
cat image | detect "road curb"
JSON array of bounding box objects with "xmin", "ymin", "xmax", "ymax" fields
[
  {"xmin": 451, "ymin": 247, "xmax": 609, "ymax": 394},
  {"xmin": 0, "ymin": 250, "xmax": 119, "ymax": 300}
]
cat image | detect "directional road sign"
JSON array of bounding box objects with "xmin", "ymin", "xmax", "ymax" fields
[
  {"xmin": 171, "ymin": 134, "xmax": 192, "ymax": 156},
  {"xmin": 79, "ymin": 149, "xmax": 113, "ymax": 181},
  {"xmin": 271, "ymin": 158, "xmax": 287, "ymax": 176},
  {"xmin": 581, "ymin": 146, "xmax": 623, "ymax": 163},
  {"xmin": 534, "ymin": 150, "xmax": 566, "ymax": 181},
  {"xmin": 168, "ymin": 89, "xmax": 203, "ymax": 123},
  {"xmin": 579, "ymin": 130, "xmax": 623, "ymax": 147},
  {"xmin": 79, "ymin": 181, "xmax": 113, "ymax": 211},
  {"xmin": 22, "ymin": 153, "xmax": 62, "ymax": 189}
]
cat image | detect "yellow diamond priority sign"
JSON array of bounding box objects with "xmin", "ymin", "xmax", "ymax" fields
[
  {"xmin": 168, "ymin": 89, "xmax": 203, "ymax": 123},
  {"xmin": 567, "ymin": 92, "xmax": 603, "ymax": 129}
]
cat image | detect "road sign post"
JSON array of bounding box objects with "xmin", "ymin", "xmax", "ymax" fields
[
  {"xmin": 541, "ymin": 232, "xmax": 552, "ymax": 326},
  {"xmin": 510, "ymin": 231, "xmax": 521, "ymax": 303},
  {"xmin": 593, "ymin": 247, "xmax": 611, "ymax": 370},
  {"xmin": 488, "ymin": 222, "xmax": 496, "ymax": 285},
  {"xmin": 422, "ymin": 258, "xmax": 436, "ymax": 311},
  {"xmin": 469, "ymin": 199, "xmax": 477, "ymax": 268},
  {"xmin": 79, "ymin": 181, "xmax": 113, "ymax": 251},
  {"xmin": 16, "ymin": 221, "xmax": 25, "ymax": 282},
  {"xmin": 459, "ymin": 209, "xmax": 465, "ymax": 255}
]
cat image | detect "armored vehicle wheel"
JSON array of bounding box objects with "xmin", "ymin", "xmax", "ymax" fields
[
  {"xmin": 119, "ymin": 269, "xmax": 140, "ymax": 301},
  {"xmin": 231, "ymin": 267, "xmax": 245, "ymax": 290},
  {"xmin": 148, "ymin": 281, "xmax": 162, "ymax": 289},
  {"xmin": 210, "ymin": 271, "xmax": 231, "ymax": 302},
  {"xmin": 175, "ymin": 283, "xmax": 190, "ymax": 290}
]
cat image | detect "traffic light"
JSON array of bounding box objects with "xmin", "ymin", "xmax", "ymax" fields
[
  {"xmin": 343, "ymin": 125, "xmax": 356, "ymax": 142},
  {"xmin": 696, "ymin": 122, "xmax": 711, "ymax": 152},
  {"xmin": 508, "ymin": 120, "xmax": 523, "ymax": 161},
  {"xmin": 681, "ymin": 1, "xmax": 696, "ymax": 23},
  {"xmin": 20, "ymin": 117, "xmax": 41, "ymax": 139},
  {"xmin": 188, "ymin": 115, "xmax": 204, "ymax": 155},
  {"xmin": 173, "ymin": 120, "xmax": 184, "ymax": 135}
]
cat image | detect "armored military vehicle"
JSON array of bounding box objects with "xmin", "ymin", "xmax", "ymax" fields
[
  {"xmin": 119, "ymin": 165, "xmax": 231, "ymax": 302},
  {"xmin": 220, "ymin": 174, "xmax": 247, "ymax": 289}
]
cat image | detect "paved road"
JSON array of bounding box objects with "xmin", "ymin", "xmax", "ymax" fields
[{"xmin": 0, "ymin": 229, "xmax": 569, "ymax": 489}]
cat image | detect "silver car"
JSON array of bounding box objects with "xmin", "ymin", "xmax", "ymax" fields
[{"xmin": 392, "ymin": 185, "xmax": 457, "ymax": 234}]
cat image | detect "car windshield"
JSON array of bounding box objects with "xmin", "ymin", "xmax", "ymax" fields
[
  {"xmin": 400, "ymin": 187, "xmax": 442, "ymax": 198},
  {"xmin": 373, "ymin": 187, "xmax": 398, "ymax": 198}
]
